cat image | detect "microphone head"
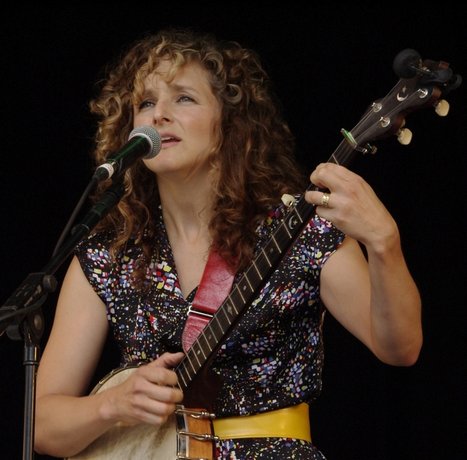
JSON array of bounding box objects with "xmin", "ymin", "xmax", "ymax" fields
[{"xmin": 128, "ymin": 126, "xmax": 162, "ymax": 158}]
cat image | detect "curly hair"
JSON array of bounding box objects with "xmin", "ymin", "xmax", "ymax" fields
[{"xmin": 88, "ymin": 27, "xmax": 307, "ymax": 279}]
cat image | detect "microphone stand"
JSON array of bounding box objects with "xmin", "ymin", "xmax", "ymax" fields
[{"xmin": 0, "ymin": 179, "xmax": 125, "ymax": 460}]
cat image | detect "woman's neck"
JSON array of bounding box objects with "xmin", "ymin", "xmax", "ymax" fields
[{"xmin": 158, "ymin": 175, "xmax": 215, "ymax": 245}]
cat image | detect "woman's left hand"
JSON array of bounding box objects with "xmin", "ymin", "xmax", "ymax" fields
[{"xmin": 305, "ymin": 163, "xmax": 398, "ymax": 249}]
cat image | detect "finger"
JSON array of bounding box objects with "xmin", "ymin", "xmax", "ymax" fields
[
  {"xmin": 305, "ymin": 190, "xmax": 332, "ymax": 209},
  {"xmin": 132, "ymin": 397, "xmax": 179, "ymax": 425},
  {"xmin": 124, "ymin": 391, "xmax": 179, "ymax": 426},
  {"xmin": 153, "ymin": 351, "xmax": 185, "ymax": 368},
  {"xmin": 144, "ymin": 365, "xmax": 180, "ymax": 387},
  {"xmin": 309, "ymin": 163, "xmax": 350, "ymax": 191},
  {"xmin": 143, "ymin": 381, "xmax": 184, "ymax": 404},
  {"xmin": 128, "ymin": 367, "xmax": 183, "ymax": 401},
  {"xmin": 320, "ymin": 192, "xmax": 330, "ymax": 208}
]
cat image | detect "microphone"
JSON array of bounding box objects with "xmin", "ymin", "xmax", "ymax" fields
[{"xmin": 92, "ymin": 126, "xmax": 161, "ymax": 181}]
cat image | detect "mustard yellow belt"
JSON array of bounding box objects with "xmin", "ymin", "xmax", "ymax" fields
[{"xmin": 212, "ymin": 403, "xmax": 311, "ymax": 441}]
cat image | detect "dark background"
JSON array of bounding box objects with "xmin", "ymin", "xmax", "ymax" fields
[{"xmin": 1, "ymin": 4, "xmax": 466, "ymax": 460}]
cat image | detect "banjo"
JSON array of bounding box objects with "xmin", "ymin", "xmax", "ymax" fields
[
  {"xmin": 68, "ymin": 49, "xmax": 460, "ymax": 459},
  {"xmin": 66, "ymin": 365, "xmax": 215, "ymax": 460}
]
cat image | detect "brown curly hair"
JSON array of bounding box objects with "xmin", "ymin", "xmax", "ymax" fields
[{"xmin": 89, "ymin": 27, "xmax": 307, "ymax": 278}]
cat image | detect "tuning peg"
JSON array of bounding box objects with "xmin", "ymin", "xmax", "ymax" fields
[
  {"xmin": 435, "ymin": 99, "xmax": 450, "ymax": 116},
  {"xmin": 281, "ymin": 193, "xmax": 295, "ymax": 207},
  {"xmin": 397, "ymin": 128, "xmax": 413, "ymax": 145}
]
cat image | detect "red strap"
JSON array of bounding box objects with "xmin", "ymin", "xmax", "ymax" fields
[{"xmin": 182, "ymin": 250, "xmax": 234, "ymax": 352}]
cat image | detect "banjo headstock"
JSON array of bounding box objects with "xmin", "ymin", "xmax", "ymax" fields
[{"xmin": 345, "ymin": 48, "xmax": 462, "ymax": 153}]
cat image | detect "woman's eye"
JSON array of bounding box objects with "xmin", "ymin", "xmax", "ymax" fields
[
  {"xmin": 139, "ymin": 100, "xmax": 154, "ymax": 109},
  {"xmin": 177, "ymin": 95, "xmax": 194, "ymax": 103}
]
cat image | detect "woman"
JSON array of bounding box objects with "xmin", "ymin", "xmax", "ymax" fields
[{"xmin": 34, "ymin": 28, "xmax": 422, "ymax": 459}]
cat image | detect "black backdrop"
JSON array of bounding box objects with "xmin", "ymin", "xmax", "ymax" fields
[{"xmin": 1, "ymin": 4, "xmax": 466, "ymax": 460}]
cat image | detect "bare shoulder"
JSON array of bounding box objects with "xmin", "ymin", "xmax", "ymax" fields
[{"xmin": 37, "ymin": 256, "xmax": 109, "ymax": 397}]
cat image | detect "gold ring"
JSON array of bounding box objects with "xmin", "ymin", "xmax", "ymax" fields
[{"xmin": 320, "ymin": 192, "xmax": 330, "ymax": 208}]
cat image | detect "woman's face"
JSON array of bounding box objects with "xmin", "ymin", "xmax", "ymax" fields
[{"xmin": 134, "ymin": 59, "xmax": 221, "ymax": 182}]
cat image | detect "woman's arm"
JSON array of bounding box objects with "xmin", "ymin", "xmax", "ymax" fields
[
  {"xmin": 306, "ymin": 163, "xmax": 422, "ymax": 365},
  {"xmin": 34, "ymin": 256, "xmax": 183, "ymax": 458}
]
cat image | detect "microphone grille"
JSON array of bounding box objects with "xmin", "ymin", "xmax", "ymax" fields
[{"xmin": 128, "ymin": 126, "xmax": 162, "ymax": 158}]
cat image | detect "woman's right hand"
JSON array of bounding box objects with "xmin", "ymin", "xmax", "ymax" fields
[{"xmin": 100, "ymin": 352, "xmax": 185, "ymax": 427}]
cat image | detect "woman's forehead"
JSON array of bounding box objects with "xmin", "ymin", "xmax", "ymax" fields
[{"xmin": 142, "ymin": 59, "xmax": 210, "ymax": 87}]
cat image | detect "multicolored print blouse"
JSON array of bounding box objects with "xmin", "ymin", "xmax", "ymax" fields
[{"xmin": 75, "ymin": 202, "xmax": 344, "ymax": 459}]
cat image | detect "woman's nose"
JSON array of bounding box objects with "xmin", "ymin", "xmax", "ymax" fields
[{"xmin": 153, "ymin": 99, "xmax": 171, "ymax": 124}]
